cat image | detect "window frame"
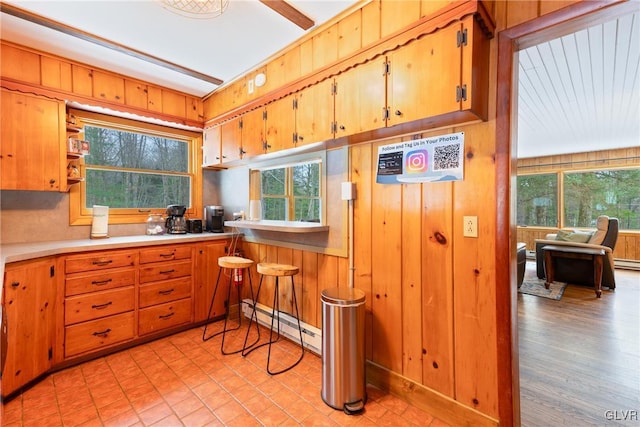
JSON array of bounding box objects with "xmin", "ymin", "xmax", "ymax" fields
[
  {"xmin": 250, "ymin": 151, "xmax": 326, "ymax": 225},
  {"xmin": 69, "ymin": 109, "xmax": 202, "ymax": 226},
  {"xmin": 517, "ymin": 165, "xmax": 640, "ymax": 231}
]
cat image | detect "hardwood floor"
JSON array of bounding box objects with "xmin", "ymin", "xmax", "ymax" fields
[{"xmin": 518, "ymin": 262, "xmax": 640, "ymax": 426}]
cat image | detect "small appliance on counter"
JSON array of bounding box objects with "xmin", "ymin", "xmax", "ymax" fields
[
  {"xmin": 165, "ymin": 204, "xmax": 187, "ymax": 234},
  {"xmin": 187, "ymin": 219, "xmax": 203, "ymax": 233},
  {"xmin": 204, "ymin": 205, "xmax": 224, "ymax": 233}
]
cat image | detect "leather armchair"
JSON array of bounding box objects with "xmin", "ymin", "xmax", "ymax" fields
[{"xmin": 535, "ymin": 217, "xmax": 618, "ymax": 289}]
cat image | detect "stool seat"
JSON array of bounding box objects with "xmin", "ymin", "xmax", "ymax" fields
[
  {"xmin": 257, "ymin": 263, "xmax": 299, "ymax": 276},
  {"xmin": 219, "ymin": 256, "xmax": 254, "ymax": 269},
  {"xmin": 243, "ymin": 262, "xmax": 304, "ymax": 375}
]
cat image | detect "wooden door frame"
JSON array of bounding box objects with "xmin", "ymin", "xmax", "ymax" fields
[{"xmin": 495, "ymin": 1, "xmax": 635, "ymax": 425}]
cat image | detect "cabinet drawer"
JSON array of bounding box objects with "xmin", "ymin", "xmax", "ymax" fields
[
  {"xmin": 139, "ymin": 246, "xmax": 192, "ymax": 264},
  {"xmin": 139, "ymin": 260, "xmax": 191, "ymax": 284},
  {"xmin": 65, "ymin": 311, "xmax": 135, "ymax": 358},
  {"xmin": 138, "ymin": 298, "xmax": 191, "ymax": 336},
  {"xmin": 65, "ymin": 269, "xmax": 135, "ymax": 296},
  {"xmin": 139, "ymin": 277, "xmax": 192, "ymax": 308},
  {"xmin": 65, "ymin": 251, "xmax": 135, "ymax": 274},
  {"xmin": 65, "ymin": 287, "xmax": 135, "ymax": 325}
]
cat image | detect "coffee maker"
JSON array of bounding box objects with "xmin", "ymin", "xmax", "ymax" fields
[
  {"xmin": 165, "ymin": 204, "xmax": 187, "ymax": 234},
  {"xmin": 204, "ymin": 205, "xmax": 224, "ymax": 233}
]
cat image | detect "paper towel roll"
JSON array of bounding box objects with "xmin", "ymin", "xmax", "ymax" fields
[
  {"xmin": 249, "ymin": 200, "xmax": 261, "ymax": 221},
  {"xmin": 90, "ymin": 205, "xmax": 109, "ymax": 239}
]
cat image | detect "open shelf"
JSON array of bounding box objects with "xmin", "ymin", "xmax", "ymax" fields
[{"xmin": 224, "ymin": 220, "xmax": 329, "ymax": 233}]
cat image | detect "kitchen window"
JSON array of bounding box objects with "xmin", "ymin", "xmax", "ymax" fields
[
  {"xmin": 69, "ymin": 110, "xmax": 202, "ymax": 225},
  {"xmin": 250, "ymin": 153, "xmax": 325, "ymax": 224}
]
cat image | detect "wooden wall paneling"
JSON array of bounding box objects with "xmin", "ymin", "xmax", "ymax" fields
[
  {"xmin": 401, "ymin": 178, "xmax": 423, "ymax": 383},
  {"xmin": 0, "ymin": 44, "xmax": 40, "ymax": 84},
  {"xmin": 380, "ymin": 0, "xmax": 422, "ymax": 38},
  {"xmin": 242, "ymin": 242, "xmax": 261, "ymax": 302},
  {"xmin": 162, "ymin": 90, "xmax": 187, "ymax": 118},
  {"xmin": 313, "ymin": 26, "xmax": 339, "ymax": 74},
  {"xmin": 258, "ymin": 245, "xmax": 279, "ymax": 308},
  {"xmin": 266, "ymin": 55, "xmax": 288, "ymax": 91},
  {"xmin": 300, "ymin": 39, "xmax": 314, "ymax": 77},
  {"xmin": 92, "ymin": 70, "xmax": 124, "ymax": 104},
  {"xmin": 420, "ymin": 0, "xmax": 450, "ymax": 18},
  {"xmin": 506, "ymin": 0, "xmax": 539, "ymax": 28},
  {"xmin": 146, "ymin": 85, "xmax": 162, "ymax": 113},
  {"xmin": 187, "ymin": 96, "xmax": 202, "ymax": 122},
  {"xmin": 351, "ymin": 143, "xmax": 374, "ymax": 360},
  {"xmin": 71, "ymin": 64, "xmax": 93, "ymax": 97},
  {"xmin": 41, "ymin": 57, "xmax": 72, "ymax": 91},
  {"xmin": 338, "ymin": 9, "xmax": 362, "ymax": 60},
  {"xmin": 124, "ymin": 80, "xmax": 149, "ymax": 110},
  {"xmin": 540, "ymin": 1, "xmax": 580, "ymax": 16},
  {"xmin": 337, "ymin": 256, "xmax": 349, "ymax": 288},
  {"xmin": 301, "ymin": 250, "xmax": 319, "ymax": 327},
  {"xmin": 276, "ymin": 246, "xmax": 294, "ymax": 315},
  {"xmin": 452, "ymin": 123, "xmax": 499, "ymax": 417},
  {"xmin": 292, "ymin": 249, "xmax": 304, "ymax": 321},
  {"xmin": 361, "ymin": 0, "xmax": 381, "ymax": 48},
  {"xmin": 371, "ymin": 140, "xmax": 403, "ymax": 373},
  {"xmin": 421, "ymin": 179, "xmax": 455, "ymax": 396}
]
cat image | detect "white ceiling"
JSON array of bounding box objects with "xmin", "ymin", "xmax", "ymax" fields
[
  {"xmin": 0, "ymin": 0, "xmax": 359, "ymax": 96},
  {"xmin": 1, "ymin": 1, "xmax": 638, "ymax": 158},
  {"xmin": 517, "ymin": 9, "xmax": 640, "ymax": 158}
]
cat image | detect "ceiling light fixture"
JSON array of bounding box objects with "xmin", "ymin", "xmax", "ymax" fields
[{"xmin": 161, "ymin": 0, "xmax": 229, "ymax": 19}]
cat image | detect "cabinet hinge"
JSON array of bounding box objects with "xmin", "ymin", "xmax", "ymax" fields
[
  {"xmin": 457, "ymin": 28, "xmax": 468, "ymax": 47},
  {"xmin": 332, "ymin": 82, "xmax": 337, "ymax": 96},
  {"xmin": 331, "ymin": 122, "xmax": 336, "ymax": 134},
  {"xmin": 48, "ymin": 347, "xmax": 53, "ymax": 361},
  {"xmin": 384, "ymin": 60, "xmax": 390, "ymax": 76},
  {"xmin": 383, "ymin": 107, "xmax": 390, "ymax": 121},
  {"xmin": 239, "ymin": 119, "xmax": 243, "ymax": 130},
  {"xmin": 456, "ymin": 84, "xmax": 468, "ymax": 102},
  {"xmin": 293, "ymin": 132, "xmax": 297, "ymax": 144},
  {"xmin": 50, "ymin": 265, "xmax": 55, "ymax": 278},
  {"xmin": 293, "ymin": 98, "xmax": 298, "ymax": 109},
  {"xmin": 262, "ymin": 110, "xmax": 267, "ymax": 121}
]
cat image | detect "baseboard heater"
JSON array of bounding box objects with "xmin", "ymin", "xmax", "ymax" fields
[{"xmin": 241, "ymin": 299, "xmax": 322, "ymax": 355}]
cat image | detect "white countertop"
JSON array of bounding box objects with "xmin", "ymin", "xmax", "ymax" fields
[
  {"xmin": 224, "ymin": 219, "xmax": 329, "ymax": 233},
  {"xmin": 0, "ymin": 232, "xmax": 240, "ymax": 291}
]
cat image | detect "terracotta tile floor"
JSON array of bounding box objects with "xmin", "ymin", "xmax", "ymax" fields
[{"xmin": 1, "ymin": 321, "xmax": 450, "ymax": 426}]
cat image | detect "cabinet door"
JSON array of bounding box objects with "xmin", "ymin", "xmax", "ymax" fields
[
  {"xmin": 334, "ymin": 57, "xmax": 387, "ymax": 138},
  {"xmin": 388, "ymin": 22, "xmax": 462, "ymax": 126},
  {"xmin": 265, "ymin": 95, "xmax": 296, "ymax": 153},
  {"xmin": 221, "ymin": 117, "xmax": 242, "ymax": 162},
  {"xmin": 202, "ymin": 125, "xmax": 222, "ymax": 167},
  {"xmin": 2, "ymin": 258, "xmax": 56, "ymax": 397},
  {"xmin": 193, "ymin": 241, "xmax": 229, "ymax": 323},
  {"xmin": 296, "ymin": 79, "xmax": 335, "ymax": 146},
  {"xmin": 241, "ymin": 107, "xmax": 266, "ymax": 158},
  {"xmin": 0, "ymin": 89, "xmax": 64, "ymax": 191}
]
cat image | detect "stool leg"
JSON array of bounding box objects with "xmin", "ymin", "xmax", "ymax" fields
[
  {"xmin": 220, "ymin": 268, "xmax": 242, "ymax": 354},
  {"xmin": 242, "ymin": 274, "xmax": 267, "ymax": 356},
  {"xmin": 202, "ymin": 267, "xmax": 224, "ymax": 342},
  {"xmin": 267, "ymin": 275, "xmax": 305, "ymax": 375}
]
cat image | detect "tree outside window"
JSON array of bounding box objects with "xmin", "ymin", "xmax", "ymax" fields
[
  {"xmin": 260, "ymin": 161, "xmax": 321, "ymax": 222},
  {"xmin": 517, "ymin": 173, "xmax": 558, "ymax": 227}
]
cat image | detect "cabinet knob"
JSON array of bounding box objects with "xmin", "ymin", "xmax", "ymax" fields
[
  {"xmin": 395, "ymin": 110, "xmax": 402, "ymax": 116},
  {"xmin": 49, "ymin": 179, "xmax": 56, "ymax": 185},
  {"xmin": 11, "ymin": 281, "xmax": 19, "ymax": 288},
  {"xmin": 339, "ymin": 125, "xmax": 345, "ymax": 131}
]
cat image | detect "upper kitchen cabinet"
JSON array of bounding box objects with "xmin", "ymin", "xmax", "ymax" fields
[
  {"xmin": 241, "ymin": 107, "xmax": 267, "ymax": 158},
  {"xmin": 92, "ymin": 70, "xmax": 125, "ymax": 104},
  {"xmin": 1, "ymin": 88, "xmax": 65, "ymax": 191},
  {"xmin": 202, "ymin": 117, "xmax": 243, "ymax": 167},
  {"xmin": 202, "ymin": 125, "xmax": 222, "ymax": 167},
  {"xmin": 295, "ymin": 78, "xmax": 335, "ymax": 146},
  {"xmin": 388, "ymin": 16, "xmax": 489, "ymax": 126},
  {"xmin": 265, "ymin": 95, "xmax": 296, "ymax": 153},
  {"xmin": 334, "ymin": 57, "xmax": 387, "ymax": 138}
]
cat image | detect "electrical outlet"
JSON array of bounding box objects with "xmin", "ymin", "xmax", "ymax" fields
[{"xmin": 463, "ymin": 216, "xmax": 478, "ymax": 237}]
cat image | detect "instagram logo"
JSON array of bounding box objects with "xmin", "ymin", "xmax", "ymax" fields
[{"xmin": 405, "ymin": 150, "xmax": 428, "ymax": 173}]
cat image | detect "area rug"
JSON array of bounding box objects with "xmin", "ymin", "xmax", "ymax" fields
[{"xmin": 519, "ymin": 278, "xmax": 567, "ymax": 300}]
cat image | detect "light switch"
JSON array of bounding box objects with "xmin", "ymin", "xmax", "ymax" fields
[{"xmin": 463, "ymin": 216, "xmax": 478, "ymax": 238}]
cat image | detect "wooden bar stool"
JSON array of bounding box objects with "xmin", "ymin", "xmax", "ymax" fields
[
  {"xmin": 202, "ymin": 256, "xmax": 259, "ymax": 355},
  {"xmin": 242, "ymin": 262, "xmax": 304, "ymax": 375}
]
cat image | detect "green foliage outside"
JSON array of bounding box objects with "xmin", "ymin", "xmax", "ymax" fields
[
  {"xmin": 261, "ymin": 162, "xmax": 321, "ymax": 222},
  {"xmin": 83, "ymin": 125, "xmax": 191, "ymax": 209},
  {"xmin": 517, "ymin": 169, "xmax": 640, "ymax": 230}
]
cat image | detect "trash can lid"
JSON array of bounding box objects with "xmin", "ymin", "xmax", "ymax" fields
[{"xmin": 321, "ymin": 287, "xmax": 365, "ymax": 305}]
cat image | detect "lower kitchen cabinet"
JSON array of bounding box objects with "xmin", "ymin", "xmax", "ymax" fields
[
  {"xmin": 2, "ymin": 257, "xmax": 57, "ymax": 396},
  {"xmin": 1, "ymin": 238, "xmax": 232, "ymax": 399}
]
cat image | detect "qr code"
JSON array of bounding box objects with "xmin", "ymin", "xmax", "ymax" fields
[{"xmin": 433, "ymin": 144, "xmax": 461, "ymax": 171}]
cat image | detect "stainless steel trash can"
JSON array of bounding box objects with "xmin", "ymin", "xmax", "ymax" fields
[{"xmin": 321, "ymin": 287, "xmax": 366, "ymax": 414}]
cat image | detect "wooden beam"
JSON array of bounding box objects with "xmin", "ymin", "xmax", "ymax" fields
[
  {"xmin": 0, "ymin": 3, "xmax": 224, "ymax": 86},
  {"xmin": 259, "ymin": 0, "xmax": 315, "ymax": 30}
]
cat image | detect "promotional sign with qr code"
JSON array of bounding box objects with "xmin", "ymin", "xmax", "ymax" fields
[{"xmin": 376, "ymin": 132, "xmax": 464, "ymax": 184}]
